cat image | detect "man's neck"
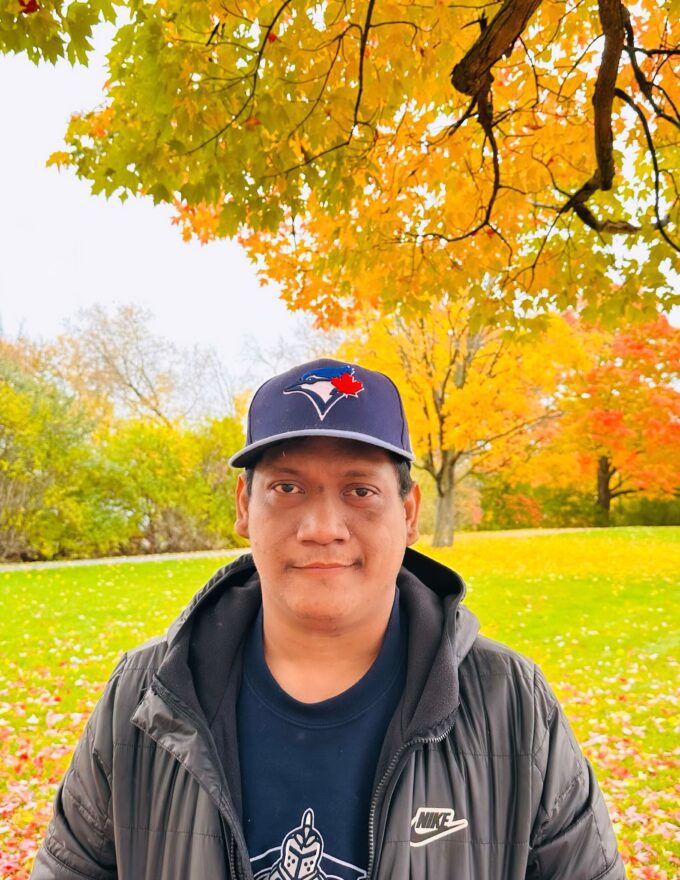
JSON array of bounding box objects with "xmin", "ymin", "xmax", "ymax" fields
[{"xmin": 261, "ymin": 601, "xmax": 395, "ymax": 703}]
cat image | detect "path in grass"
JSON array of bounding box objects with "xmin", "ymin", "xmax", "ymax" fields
[{"xmin": 1, "ymin": 527, "xmax": 678, "ymax": 877}]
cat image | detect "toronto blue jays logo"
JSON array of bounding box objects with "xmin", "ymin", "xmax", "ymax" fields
[{"xmin": 284, "ymin": 365, "xmax": 364, "ymax": 421}]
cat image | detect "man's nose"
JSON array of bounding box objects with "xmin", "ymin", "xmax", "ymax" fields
[{"xmin": 296, "ymin": 494, "xmax": 351, "ymax": 544}]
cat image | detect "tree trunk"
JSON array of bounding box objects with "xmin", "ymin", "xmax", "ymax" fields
[
  {"xmin": 596, "ymin": 455, "xmax": 612, "ymax": 524},
  {"xmin": 432, "ymin": 452, "xmax": 457, "ymax": 546}
]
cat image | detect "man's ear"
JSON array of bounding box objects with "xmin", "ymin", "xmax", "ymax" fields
[
  {"xmin": 404, "ymin": 482, "xmax": 421, "ymax": 546},
  {"xmin": 234, "ymin": 473, "xmax": 250, "ymax": 539}
]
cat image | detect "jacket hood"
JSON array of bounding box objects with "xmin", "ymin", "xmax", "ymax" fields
[
  {"xmin": 157, "ymin": 547, "xmax": 478, "ymax": 732},
  {"xmin": 149, "ymin": 546, "xmax": 479, "ymax": 811},
  {"xmin": 394, "ymin": 547, "xmax": 479, "ymax": 741}
]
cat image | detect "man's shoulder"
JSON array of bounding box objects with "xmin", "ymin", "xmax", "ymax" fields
[
  {"xmin": 118, "ymin": 633, "xmax": 169, "ymax": 676},
  {"xmin": 461, "ymin": 632, "xmax": 536, "ymax": 683},
  {"xmin": 99, "ymin": 634, "xmax": 169, "ymax": 709},
  {"xmin": 455, "ymin": 633, "xmax": 559, "ymax": 753}
]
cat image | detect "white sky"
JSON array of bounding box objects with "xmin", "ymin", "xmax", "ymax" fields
[{"xmin": 0, "ymin": 26, "xmax": 305, "ymax": 377}]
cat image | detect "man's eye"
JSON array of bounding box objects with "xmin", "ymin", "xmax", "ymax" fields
[
  {"xmin": 274, "ymin": 483, "xmax": 300, "ymax": 494},
  {"xmin": 351, "ymin": 487, "xmax": 374, "ymax": 498}
]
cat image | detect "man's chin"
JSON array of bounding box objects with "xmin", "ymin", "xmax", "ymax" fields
[{"xmin": 279, "ymin": 585, "xmax": 365, "ymax": 626}]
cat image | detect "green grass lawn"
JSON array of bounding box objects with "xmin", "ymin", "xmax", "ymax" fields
[{"xmin": 1, "ymin": 527, "xmax": 678, "ymax": 878}]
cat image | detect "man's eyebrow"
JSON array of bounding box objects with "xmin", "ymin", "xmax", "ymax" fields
[{"xmin": 340, "ymin": 469, "xmax": 379, "ymax": 478}]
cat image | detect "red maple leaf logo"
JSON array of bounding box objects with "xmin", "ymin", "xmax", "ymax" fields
[{"xmin": 331, "ymin": 372, "xmax": 363, "ymax": 397}]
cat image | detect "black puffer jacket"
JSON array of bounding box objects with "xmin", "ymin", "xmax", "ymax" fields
[{"xmin": 31, "ymin": 549, "xmax": 626, "ymax": 880}]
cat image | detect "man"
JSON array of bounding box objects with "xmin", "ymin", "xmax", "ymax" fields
[{"xmin": 31, "ymin": 358, "xmax": 626, "ymax": 880}]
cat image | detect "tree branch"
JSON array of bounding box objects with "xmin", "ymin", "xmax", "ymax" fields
[
  {"xmin": 622, "ymin": 10, "xmax": 680, "ymax": 130},
  {"xmin": 354, "ymin": 0, "xmax": 377, "ymax": 128},
  {"xmin": 559, "ymin": 181, "xmax": 641, "ymax": 232},
  {"xmin": 610, "ymin": 487, "xmax": 639, "ymax": 499},
  {"xmin": 592, "ymin": 0, "xmax": 626, "ymax": 190},
  {"xmin": 450, "ymin": 0, "xmax": 543, "ymax": 96},
  {"xmin": 185, "ymin": 0, "xmax": 294, "ymax": 154},
  {"xmin": 615, "ymin": 88, "xmax": 679, "ymax": 252}
]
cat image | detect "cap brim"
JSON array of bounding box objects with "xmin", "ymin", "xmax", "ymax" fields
[{"xmin": 229, "ymin": 429, "xmax": 415, "ymax": 468}]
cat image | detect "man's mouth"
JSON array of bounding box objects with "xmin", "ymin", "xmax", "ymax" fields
[{"xmin": 292, "ymin": 562, "xmax": 355, "ymax": 570}]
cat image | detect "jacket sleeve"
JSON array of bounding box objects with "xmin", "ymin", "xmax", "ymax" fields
[
  {"xmin": 30, "ymin": 657, "xmax": 126, "ymax": 880},
  {"xmin": 526, "ymin": 667, "xmax": 627, "ymax": 880}
]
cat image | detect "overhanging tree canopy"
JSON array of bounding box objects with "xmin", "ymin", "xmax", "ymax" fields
[{"xmin": 4, "ymin": 0, "xmax": 679, "ymax": 323}]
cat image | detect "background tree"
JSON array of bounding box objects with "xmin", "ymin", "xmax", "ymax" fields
[
  {"xmin": 495, "ymin": 314, "xmax": 680, "ymax": 524},
  {"xmin": 44, "ymin": 303, "xmax": 234, "ymax": 426},
  {"xmin": 0, "ymin": 317, "xmax": 246, "ymax": 561},
  {"xmin": 14, "ymin": 0, "xmax": 674, "ymax": 325},
  {"xmin": 240, "ymin": 317, "xmax": 345, "ymax": 380},
  {"xmin": 340, "ymin": 302, "xmax": 573, "ymax": 544},
  {"xmin": 0, "ymin": 351, "xmax": 127, "ymax": 560},
  {"xmin": 100, "ymin": 417, "xmax": 244, "ymax": 554}
]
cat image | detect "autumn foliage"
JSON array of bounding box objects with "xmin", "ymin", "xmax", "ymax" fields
[
  {"xmin": 340, "ymin": 303, "xmax": 569, "ymax": 544},
  {"xmin": 1, "ymin": 0, "xmax": 675, "ymax": 324},
  {"xmin": 503, "ymin": 313, "xmax": 680, "ymax": 523},
  {"xmin": 338, "ymin": 307, "xmax": 679, "ymax": 541},
  {"xmin": 0, "ymin": 311, "xmax": 246, "ymax": 562}
]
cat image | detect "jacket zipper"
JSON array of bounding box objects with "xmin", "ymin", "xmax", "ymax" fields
[
  {"xmin": 366, "ymin": 723, "xmax": 456, "ymax": 880},
  {"xmin": 227, "ymin": 820, "xmax": 239, "ymax": 879},
  {"xmin": 218, "ymin": 814, "xmax": 238, "ymax": 878},
  {"xmin": 150, "ymin": 680, "xmax": 253, "ymax": 880}
]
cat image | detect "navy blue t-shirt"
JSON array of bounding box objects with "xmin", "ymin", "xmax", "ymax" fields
[{"xmin": 236, "ymin": 593, "xmax": 406, "ymax": 880}]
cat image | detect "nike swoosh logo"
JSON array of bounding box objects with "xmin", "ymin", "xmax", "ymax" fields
[{"xmin": 410, "ymin": 807, "xmax": 469, "ymax": 847}]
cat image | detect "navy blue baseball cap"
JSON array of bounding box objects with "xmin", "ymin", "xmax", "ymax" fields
[{"xmin": 229, "ymin": 358, "xmax": 414, "ymax": 468}]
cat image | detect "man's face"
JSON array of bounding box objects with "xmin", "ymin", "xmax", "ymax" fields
[{"xmin": 234, "ymin": 437, "xmax": 420, "ymax": 632}]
